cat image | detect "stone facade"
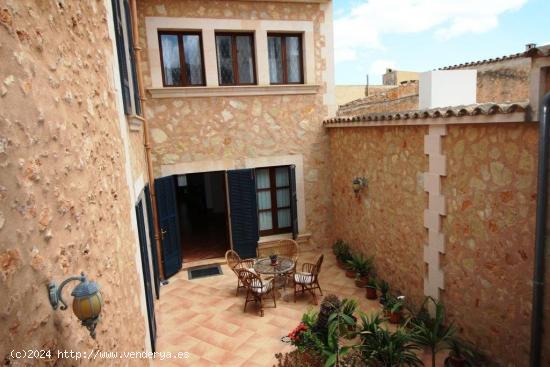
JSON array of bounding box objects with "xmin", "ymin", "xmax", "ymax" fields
[
  {"xmin": 328, "ymin": 126, "xmax": 428, "ymax": 306},
  {"xmin": 136, "ymin": 0, "xmax": 333, "ymax": 246},
  {"xmin": 0, "ymin": 0, "xmax": 147, "ymax": 365},
  {"xmin": 327, "ymin": 121, "xmax": 543, "ymax": 366},
  {"xmin": 337, "ymin": 81, "xmax": 418, "ymax": 117},
  {"xmin": 442, "ymin": 123, "xmax": 538, "ymax": 366},
  {"xmin": 453, "ymin": 58, "xmax": 531, "ymax": 104}
]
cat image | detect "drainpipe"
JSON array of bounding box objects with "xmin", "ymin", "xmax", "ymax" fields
[
  {"xmin": 129, "ymin": 0, "xmax": 165, "ymax": 281},
  {"xmin": 530, "ymin": 91, "xmax": 550, "ymax": 367}
]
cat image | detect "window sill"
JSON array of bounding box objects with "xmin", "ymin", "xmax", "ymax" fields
[
  {"xmin": 147, "ymin": 84, "xmax": 320, "ymax": 98},
  {"xmin": 127, "ymin": 114, "xmax": 144, "ymax": 132}
]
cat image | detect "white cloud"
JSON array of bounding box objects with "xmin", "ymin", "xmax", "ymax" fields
[
  {"xmin": 334, "ymin": 0, "xmax": 527, "ymax": 62},
  {"xmin": 369, "ymin": 59, "xmax": 396, "ymax": 77}
]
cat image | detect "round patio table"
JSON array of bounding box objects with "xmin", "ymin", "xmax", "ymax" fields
[{"xmin": 253, "ymin": 256, "xmax": 295, "ymax": 293}]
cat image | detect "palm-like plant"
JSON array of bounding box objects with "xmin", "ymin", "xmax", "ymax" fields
[
  {"xmin": 360, "ymin": 322, "xmax": 423, "ymax": 367},
  {"xmin": 347, "ymin": 253, "xmax": 373, "ymax": 277},
  {"xmin": 411, "ymin": 297, "xmax": 457, "ymax": 367}
]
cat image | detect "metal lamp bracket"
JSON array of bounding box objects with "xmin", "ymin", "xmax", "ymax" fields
[{"xmin": 48, "ymin": 272, "xmax": 86, "ymax": 310}]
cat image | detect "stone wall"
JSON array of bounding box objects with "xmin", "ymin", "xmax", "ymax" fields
[
  {"xmin": 327, "ymin": 121, "xmax": 542, "ymax": 366},
  {"xmin": 337, "ymin": 81, "xmax": 419, "ymax": 117},
  {"xmin": 0, "ymin": 0, "xmax": 146, "ymax": 364},
  {"xmin": 442, "ymin": 123, "xmax": 538, "ymax": 366},
  {"xmin": 456, "ymin": 58, "xmax": 531, "ymax": 103},
  {"xmin": 328, "ymin": 126, "xmax": 428, "ymax": 306},
  {"xmin": 136, "ymin": 0, "xmax": 332, "ymax": 246}
]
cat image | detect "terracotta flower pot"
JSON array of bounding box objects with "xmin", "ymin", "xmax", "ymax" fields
[
  {"xmin": 447, "ymin": 356, "xmax": 466, "ymax": 367},
  {"xmin": 366, "ymin": 287, "xmax": 377, "ymax": 300},
  {"xmin": 355, "ymin": 276, "xmax": 368, "ymax": 287},
  {"xmin": 345, "ymin": 269, "xmax": 356, "ymax": 278},
  {"xmin": 389, "ymin": 311, "xmax": 401, "ymax": 324}
]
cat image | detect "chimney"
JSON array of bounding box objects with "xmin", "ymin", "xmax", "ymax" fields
[{"xmin": 525, "ymin": 43, "xmax": 537, "ymax": 51}]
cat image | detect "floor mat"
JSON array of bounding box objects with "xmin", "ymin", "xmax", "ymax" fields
[{"xmin": 188, "ymin": 264, "xmax": 223, "ymax": 280}]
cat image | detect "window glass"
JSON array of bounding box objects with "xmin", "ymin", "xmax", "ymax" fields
[
  {"xmin": 182, "ymin": 35, "xmax": 203, "ymax": 85},
  {"xmin": 286, "ymin": 36, "xmax": 301, "ymax": 83},
  {"xmin": 216, "ymin": 35, "xmax": 234, "ymax": 85},
  {"xmin": 275, "ymin": 167, "xmax": 289, "ymax": 187},
  {"xmin": 259, "ymin": 212, "xmax": 273, "ymax": 231},
  {"xmin": 160, "ymin": 34, "xmax": 181, "ymax": 86},
  {"xmin": 236, "ymin": 35, "xmax": 254, "ymax": 84},
  {"xmin": 268, "ymin": 36, "xmax": 283, "ymax": 84},
  {"xmin": 277, "ymin": 209, "xmax": 291, "ymax": 228}
]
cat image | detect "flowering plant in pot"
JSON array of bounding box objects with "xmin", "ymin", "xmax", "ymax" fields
[
  {"xmin": 365, "ymin": 276, "xmax": 378, "ymax": 300},
  {"xmin": 384, "ymin": 295, "xmax": 405, "ymax": 324}
]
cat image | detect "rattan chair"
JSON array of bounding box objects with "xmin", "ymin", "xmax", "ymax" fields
[
  {"xmin": 238, "ymin": 269, "xmax": 276, "ymax": 317},
  {"xmin": 256, "ymin": 239, "xmax": 298, "ymax": 263},
  {"xmin": 294, "ymin": 254, "xmax": 324, "ymax": 305},
  {"xmin": 225, "ymin": 250, "xmax": 256, "ymax": 296}
]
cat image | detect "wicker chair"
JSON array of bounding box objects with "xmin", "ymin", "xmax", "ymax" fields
[
  {"xmin": 294, "ymin": 254, "xmax": 324, "ymax": 305},
  {"xmin": 238, "ymin": 269, "xmax": 276, "ymax": 317},
  {"xmin": 225, "ymin": 250, "xmax": 256, "ymax": 296},
  {"xmin": 256, "ymin": 239, "xmax": 298, "ymax": 263}
]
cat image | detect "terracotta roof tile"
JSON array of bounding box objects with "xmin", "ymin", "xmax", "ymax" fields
[{"xmin": 323, "ymin": 101, "xmax": 529, "ymax": 126}]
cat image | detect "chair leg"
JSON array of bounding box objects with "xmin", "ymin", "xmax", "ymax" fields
[
  {"xmin": 317, "ymin": 281, "xmax": 323, "ymax": 296},
  {"xmin": 259, "ymin": 295, "xmax": 264, "ymax": 317},
  {"xmin": 236, "ymin": 279, "xmax": 240, "ymax": 296},
  {"xmin": 272, "ymin": 288, "xmax": 277, "ymax": 308}
]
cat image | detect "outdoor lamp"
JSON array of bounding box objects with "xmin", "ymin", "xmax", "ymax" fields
[
  {"xmin": 48, "ymin": 272, "xmax": 102, "ymax": 338},
  {"xmin": 352, "ymin": 177, "xmax": 368, "ymax": 194}
]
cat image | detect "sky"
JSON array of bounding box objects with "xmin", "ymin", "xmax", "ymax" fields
[{"xmin": 333, "ymin": 0, "xmax": 550, "ymax": 85}]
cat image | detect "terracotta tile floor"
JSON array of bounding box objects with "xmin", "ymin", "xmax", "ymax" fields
[{"xmin": 153, "ymin": 249, "xmax": 442, "ymax": 366}]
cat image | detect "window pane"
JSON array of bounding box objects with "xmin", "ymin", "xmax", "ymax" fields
[
  {"xmin": 256, "ymin": 168, "xmax": 270, "ymax": 189},
  {"xmin": 277, "ymin": 209, "xmax": 291, "ymax": 228},
  {"xmin": 268, "ymin": 36, "xmax": 283, "ymax": 84},
  {"xmin": 160, "ymin": 34, "xmax": 181, "ymax": 86},
  {"xmin": 286, "ymin": 36, "xmax": 302, "ymax": 83},
  {"xmin": 275, "ymin": 167, "xmax": 289, "ymax": 187},
  {"xmin": 276, "ymin": 188, "xmax": 290, "ymax": 208},
  {"xmin": 259, "ymin": 211, "xmax": 273, "ymax": 231},
  {"xmin": 257, "ymin": 191, "xmax": 271, "ymax": 210},
  {"xmin": 216, "ymin": 35, "xmax": 234, "ymax": 85},
  {"xmin": 236, "ymin": 35, "xmax": 254, "ymax": 84},
  {"xmin": 182, "ymin": 35, "xmax": 203, "ymax": 85}
]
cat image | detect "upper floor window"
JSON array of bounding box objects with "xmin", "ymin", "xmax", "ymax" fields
[
  {"xmin": 215, "ymin": 33, "xmax": 256, "ymax": 85},
  {"xmin": 268, "ymin": 34, "xmax": 303, "ymax": 84},
  {"xmin": 159, "ymin": 31, "xmax": 205, "ymax": 87}
]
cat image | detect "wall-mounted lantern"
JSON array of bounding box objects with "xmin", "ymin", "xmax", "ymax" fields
[
  {"xmin": 352, "ymin": 177, "xmax": 368, "ymax": 195},
  {"xmin": 48, "ymin": 272, "xmax": 102, "ymax": 338}
]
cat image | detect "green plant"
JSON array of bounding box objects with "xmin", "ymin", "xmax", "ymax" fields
[
  {"xmin": 301, "ymin": 308, "xmax": 318, "ymax": 328},
  {"xmin": 332, "ymin": 239, "xmax": 346, "ymax": 255},
  {"xmin": 347, "ymin": 253, "xmax": 373, "ymax": 277},
  {"xmin": 378, "ymin": 279, "xmax": 390, "ymax": 305},
  {"xmin": 360, "ymin": 321, "xmax": 423, "ymax": 367},
  {"xmin": 367, "ymin": 276, "xmax": 377, "ymax": 288},
  {"xmin": 384, "ymin": 295, "xmax": 405, "ymax": 313},
  {"xmin": 335, "ymin": 243, "xmax": 352, "ymax": 264},
  {"xmin": 445, "ymin": 337, "xmax": 490, "ymax": 367},
  {"xmin": 411, "ymin": 297, "xmax": 457, "ymax": 367}
]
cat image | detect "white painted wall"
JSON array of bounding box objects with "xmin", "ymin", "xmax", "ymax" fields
[{"xmin": 419, "ymin": 70, "xmax": 477, "ymax": 109}]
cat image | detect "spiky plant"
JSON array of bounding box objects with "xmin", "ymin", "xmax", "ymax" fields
[
  {"xmin": 411, "ymin": 297, "xmax": 457, "ymax": 367},
  {"xmin": 313, "ymin": 294, "xmax": 341, "ymax": 338},
  {"xmin": 361, "ymin": 324, "xmax": 423, "ymax": 367}
]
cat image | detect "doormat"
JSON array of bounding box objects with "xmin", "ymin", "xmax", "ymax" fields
[{"xmin": 188, "ymin": 265, "xmax": 223, "ymax": 280}]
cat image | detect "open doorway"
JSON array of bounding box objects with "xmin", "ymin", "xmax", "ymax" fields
[{"xmin": 176, "ymin": 171, "xmax": 230, "ymax": 262}]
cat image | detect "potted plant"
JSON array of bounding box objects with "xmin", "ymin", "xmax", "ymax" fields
[
  {"xmin": 336, "ymin": 243, "xmax": 352, "ymax": 270},
  {"xmin": 378, "ymin": 279, "xmax": 390, "ymax": 306},
  {"xmin": 269, "ymin": 251, "xmax": 278, "ymax": 265},
  {"xmin": 340, "ymin": 298, "xmax": 358, "ymax": 338},
  {"xmin": 445, "ymin": 338, "xmax": 467, "ymax": 367},
  {"xmin": 385, "ymin": 295, "xmax": 405, "ymax": 324},
  {"xmin": 348, "ymin": 253, "xmax": 373, "ymax": 286},
  {"xmin": 444, "ymin": 338, "xmax": 488, "ymax": 367},
  {"xmin": 411, "ymin": 297, "xmax": 456, "ymax": 367},
  {"xmin": 332, "ymin": 239, "xmax": 345, "ymax": 256},
  {"xmin": 366, "ymin": 276, "xmax": 378, "ymax": 300}
]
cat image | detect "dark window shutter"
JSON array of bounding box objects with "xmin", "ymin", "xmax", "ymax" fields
[
  {"xmin": 111, "ymin": 0, "xmax": 131, "ymax": 115},
  {"xmin": 290, "ymin": 165, "xmax": 299, "ymax": 240},
  {"xmin": 135, "ymin": 201, "xmax": 157, "ymax": 352},
  {"xmin": 228, "ymin": 169, "xmax": 259, "ymax": 258},
  {"xmin": 155, "ymin": 176, "xmax": 182, "ymax": 278},
  {"xmin": 123, "ymin": 0, "xmax": 141, "ymax": 115},
  {"xmin": 144, "ymin": 184, "xmax": 160, "ymax": 299}
]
